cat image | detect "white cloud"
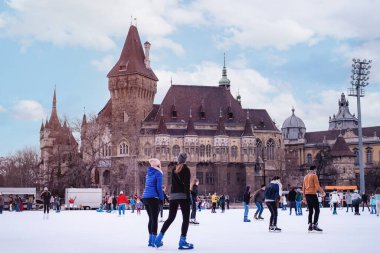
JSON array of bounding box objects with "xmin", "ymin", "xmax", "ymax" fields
[
  {"xmin": 91, "ymin": 55, "xmax": 116, "ymax": 72},
  {"xmin": 2, "ymin": 0, "xmax": 380, "ymax": 53},
  {"xmin": 12, "ymin": 100, "xmax": 47, "ymax": 121},
  {"xmin": 155, "ymin": 62, "xmax": 379, "ymax": 133}
]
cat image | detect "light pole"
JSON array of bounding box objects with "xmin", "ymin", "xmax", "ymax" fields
[{"xmin": 348, "ymin": 58, "xmax": 372, "ymax": 194}]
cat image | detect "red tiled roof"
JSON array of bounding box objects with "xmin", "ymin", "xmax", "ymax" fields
[
  {"xmin": 144, "ymin": 84, "xmax": 278, "ymax": 131},
  {"xmin": 107, "ymin": 25, "xmax": 158, "ymax": 81},
  {"xmin": 305, "ymin": 126, "xmax": 380, "ymax": 143},
  {"xmin": 98, "ymin": 99, "xmax": 112, "ymax": 121}
]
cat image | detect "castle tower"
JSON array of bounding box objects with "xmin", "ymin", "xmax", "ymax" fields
[{"xmin": 107, "ymin": 25, "xmax": 158, "ymax": 157}]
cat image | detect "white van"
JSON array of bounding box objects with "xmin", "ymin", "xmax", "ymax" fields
[{"xmin": 65, "ymin": 188, "xmax": 102, "ymax": 210}]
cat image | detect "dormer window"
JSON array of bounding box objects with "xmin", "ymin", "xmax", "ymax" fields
[
  {"xmin": 119, "ymin": 65, "xmax": 126, "ymax": 70},
  {"xmin": 228, "ymin": 112, "xmax": 233, "ymax": 120},
  {"xmin": 200, "ymin": 111, "xmax": 205, "ymax": 119},
  {"xmin": 171, "ymin": 110, "xmax": 177, "ymax": 118}
]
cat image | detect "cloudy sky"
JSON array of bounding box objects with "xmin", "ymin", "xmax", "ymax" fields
[{"xmin": 1, "ymin": 0, "xmax": 380, "ymax": 156}]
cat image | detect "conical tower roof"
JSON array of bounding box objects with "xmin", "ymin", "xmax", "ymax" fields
[
  {"xmin": 242, "ymin": 110, "xmax": 254, "ymax": 136},
  {"xmin": 185, "ymin": 107, "xmax": 197, "ymax": 135},
  {"xmin": 156, "ymin": 109, "xmax": 168, "ymax": 135},
  {"xmin": 107, "ymin": 25, "xmax": 158, "ymax": 80},
  {"xmin": 49, "ymin": 88, "xmax": 61, "ymax": 130},
  {"xmin": 215, "ymin": 108, "xmax": 226, "ymax": 136},
  {"xmin": 330, "ymin": 135, "xmax": 355, "ymax": 157}
]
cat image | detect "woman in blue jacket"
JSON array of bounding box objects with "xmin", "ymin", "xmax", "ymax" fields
[{"xmin": 142, "ymin": 158, "xmax": 164, "ymax": 247}]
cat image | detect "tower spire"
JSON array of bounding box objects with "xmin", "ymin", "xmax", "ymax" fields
[
  {"xmin": 49, "ymin": 87, "xmax": 60, "ymax": 129},
  {"xmin": 219, "ymin": 53, "xmax": 231, "ymax": 90}
]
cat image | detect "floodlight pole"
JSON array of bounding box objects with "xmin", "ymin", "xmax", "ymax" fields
[{"xmin": 348, "ymin": 59, "xmax": 372, "ymax": 194}]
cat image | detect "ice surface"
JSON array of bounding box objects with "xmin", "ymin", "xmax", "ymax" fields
[{"xmin": 0, "ymin": 207, "xmax": 378, "ymax": 253}]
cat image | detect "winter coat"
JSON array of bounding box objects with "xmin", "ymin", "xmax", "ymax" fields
[
  {"xmin": 117, "ymin": 194, "xmax": 128, "ymax": 205},
  {"xmin": 0, "ymin": 195, "xmax": 4, "ymax": 205},
  {"xmin": 362, "ymin": 194, "xmax": 368, "ymax": 202},
  {"xmin": 40, "ymin": 191, "xmax": 52, "ymax": 203},
  {"xmin": 243, "ymin": 191, "xmax": 251, "ymax": 204},
  {"xmin": 351, "ymin": 193, "xmax": 362, "ymax": 205},
  {"xmin": 265, "ymin": 180, "xmax": 282, "ymax": 201},
  {"xmin": 345, "ymin": 193, "xmax": 352, "ymax": 204},
  {"xmin": 112, "ymin": 196, "xmax": 117, "ymax": 205},
  {"xmin": 191, "ymin": 185, "xmax": 198, "ymax": 198},
  {"xmin": 211, "ymin": 194, "xmax": 217, "ymax": 203},
  {"xmin": 295, "ymin": 191, "xmax": 303, "ymax": 201},
  {"xmin": 142, "ymin": 166, "xmax": 164, "ymax": 200},
  {"xmin": 253, "ymin": 189, "xmax": 265, "ymax": 203},
  {"xmin": 169, "ymin": 165, "xmax": 191, "ymax": 201},
  {"xmin": 330, "ymin": 192, "xmax": 340, "ymax": 203},
  {"xmin": 288, "ymin": 190, "xmax": 296, "ymax": 202},
  {"xmin": 370, "ymin": 196, "xmax": 376, "ymax": 205}
]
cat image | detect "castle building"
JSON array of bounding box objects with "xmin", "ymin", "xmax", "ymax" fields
[
  {"xmin": 79, "ymin": 25, "xmax": 285, "ymax": 200},
  {"xmin": 282, "ymin": 93, "xmax": 380, "ymax": 189}
]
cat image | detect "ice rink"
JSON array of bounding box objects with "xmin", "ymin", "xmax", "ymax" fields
[{"xmin": 0, "ymin": 207, "xmax": 378, "ymax": 253}]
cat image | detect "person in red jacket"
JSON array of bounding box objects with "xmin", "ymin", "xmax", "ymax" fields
[{"xmin": 117, "ymin": 191, "xmax": 128, "ymax": 216}]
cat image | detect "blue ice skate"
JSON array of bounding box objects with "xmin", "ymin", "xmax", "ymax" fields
[
  {"xmin": 179, "ymin": 236, "xmax": 194, "ymax": 250},
  {"xmin": 154, "ymin": 233, "xmax": 164, "ymax": 248}
]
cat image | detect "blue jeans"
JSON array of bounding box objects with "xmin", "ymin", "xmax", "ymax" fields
[
  {"xmin": 255, "ymin": 201, "xmax": 264, "ymax": 216},
  {"xmin": 296, "ymin": 201, "xmax": 302, "ymax": 215},
  {"xmin": 119, "ymin": 204, "xmax": 126, "ymax": 215},
  {"xmin": 243, "ymin": 202, "xmax": 249, "ymax": 217}
]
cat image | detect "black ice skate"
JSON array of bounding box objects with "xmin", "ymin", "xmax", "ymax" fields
[
  {"xmin": 312, "ymin": 223, "xmax": 323, "ymax": 232},
  {"xmin": 269, "ymin": 226, "xmax": 281, "ymax": 232}
]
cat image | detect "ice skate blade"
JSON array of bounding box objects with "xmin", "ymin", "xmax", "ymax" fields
[
  {"xmin": 178, "ymin": 245, "xmax": 194, "ymax": 250},
  {"xmin": 308, "ymin": 230, "xmax": 323, "ymax": 233}
]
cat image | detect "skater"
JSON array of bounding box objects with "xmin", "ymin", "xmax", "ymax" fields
[
  {"xmin": 130, "ymin": 198, "xmax": 136, "ymax": 213},
  {"xmin": 54, "ymin": 195, "xmax": 61, "ymax": 213},
  {"xmin": 243, "ymin": 186, "xmax": 251, "ymax": 222},
  {"xmin": 112, "ymin": 194, "xmax": 117, "ymax": 211},
  {"xmin": 40, "ymin": 187, "xmax": 52, "ymax": 217},
  {"xmin": 345, "ymin": 191, "xmax": 353, "ymax": 212},
  {"xmin": 220, "ymin": 194, "xmax": 226, "ymax": 213},
  {"xmin": 211, "ymin": 192, "xmax": 217, "ymax": 213},
  {"xmin": 190, "ymin": 178, "xmax": 200, "ymax": 224},
  {"xmin": 197, "ymin": 199, "xmax": 203, "ymax": 212},
  {"xmin": 288, "ymin": 187, "xmax": 296, "ymax": 215},
  {"xmin": 253, "ymin": 185, "xmax": 265, "ymax": 220},
  {"xmin": 226, "ymin": 195, "xmax": 230, "ymax": 210},
  {"xmin": 159, "ymin": 186, "xmax": 169, "ymax": 222},
  {"xmin": 330, "ymin": 189, "xmax": 339, "ymax": 215},
  {"xmin": 295, "ymin": 188, "xmax": 303, "ymax": 215},
  {"xmin": 117, "ymin": 191, "xmax": 128, "ymax": 215},
  {"xmin": 361, "ymin": 192, "xmax": 370, "ymax": 212},
  {"xmin": 136, "ymin": 199, "xmax": 142, "ymax": 215},
  {"xmin": 27, "ymin": 195, "xmax": 34, "ymax": 210},
  {"xmin": 0, "ymin": 192, "xmax": 4, "ymax": 214},
  {"xmin": 303, "ymin": 166, "xmax": 325, "ymax": 232},
  {"xmin": 351, "ymin": 190, "xmax": 362, "ymax": 215},
  {"xmin": 370, "ymin": 193, "xmax": 376, "ymax": 214},
  {"xmin": 375, "ymin": 187, "xmax": 380, "ymax": 217},
  {"xmin": 141, "ymin": 158, "xmax": 164, "ymax": 247},
  {"xmin": 281, "ymin": 194, "xmax": 287, "ymax": 211},
  {"xmin": 154, "ymin": 152, "xmax": 194, "ymax": 250},
  {"xmin": 265, "ymin": 176, "xmax": 282, "ymax": 232}
]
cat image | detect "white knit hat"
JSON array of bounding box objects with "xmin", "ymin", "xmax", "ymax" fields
[
  {"xmin": 149, "ymin": 158, "xmax": 161, "ymax": 167},
  {"xmin": 120, "ymin": 191, "xmax": 123, "ymax": 194}
]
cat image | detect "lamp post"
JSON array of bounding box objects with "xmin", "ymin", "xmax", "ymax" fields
[{"xmin": 348, "ymin": 58, "xmax": 372, "ymax": 194}]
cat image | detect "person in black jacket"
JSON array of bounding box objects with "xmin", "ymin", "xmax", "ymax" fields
[
  {"xmin": 40, "ymin": 187, "xmax": 51, "ymax": 217},
  {"xmin": 154, "ymin": 152, "xmax": 194, "ymax": 250},
  {"xmin": 288, "ymin": 188, "xmax": 297, "ymax": 215},
  {"xmin": 243, "ymin": 186, "xmax": 251, "ymax": 222},
  {"xmin": 190, "ymin": 178, "xmax": 199, "ymax": 224}
]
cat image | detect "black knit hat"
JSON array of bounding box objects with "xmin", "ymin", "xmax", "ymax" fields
[{"xmin": 178, "ymin": 152, "xmax": 187, "ymax": 164}]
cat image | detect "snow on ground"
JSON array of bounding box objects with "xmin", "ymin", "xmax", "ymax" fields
[{"xmin": 0, "ymin": 207, "xmax": 378, "ymax": 253}]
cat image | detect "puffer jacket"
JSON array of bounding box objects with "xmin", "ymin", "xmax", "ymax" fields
[{"xmin": 142, "ymin": 166, "xmax": 164, "ymax": 200}]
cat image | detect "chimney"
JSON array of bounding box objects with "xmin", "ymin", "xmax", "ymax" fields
[{"xmin": 144, "ymin": 41, "xmax": 151, "ymax": 69}]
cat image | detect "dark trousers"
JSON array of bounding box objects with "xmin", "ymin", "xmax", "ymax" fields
[
  {"xmin": 362, "ymin": 201, "xmax": 370, "ymax": 211},
  {"xmin": 266, "ymin": 201, "xmax": 278, "ymax": 226},
  {"xmin": 354, "ymin": 204, "xmax": 360, "ymax": 214},
  {"xmin": 142, "ymin": 198, "xmax": 160, "ymax": 235},
  {"xmin": 212, "ymin": 202, "xmax": 216, "ymax": 213},
  {"xmin": 43, "ymin": 202, "xmax": 50, "ymax": 214},
  {"xmin": 190, "ymin": 197, "xmax": 197, "ymax": 219},
  {"xmin": 161, "ymin": 199, "xmax": 190, "ymax": 237},
  {"xmin": 159, "ymin": 204, "xmax": 163, "ymax": 218},
  {"xmin": 0, "ymin": 205, "xmax": 3, "ymax": 214},
  {"xmin": 333, "ymin": 202, "xmax": 338, "ymax": 212},
  {"xmin": 305, "ymin": 194, "xmax": 320, "ymax": 224},
  {"xmin": 289, "ymin": 201, "xmax": 296, "ymax": 214}
]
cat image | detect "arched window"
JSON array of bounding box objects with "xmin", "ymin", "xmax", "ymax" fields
[
  {"xmin": 206, "ymin": 144, "xmax": 212, "ymax": 157},
  {"xmin": 119, "ymin": 142, "xmax": 128, "ymax": 155},
  {"xmin": 200, "ymin": 145, "xmax": 205, "ymax": 157},
  {"xmin": 231, "ymin": 146, "xmax": 238, "ymax": 158},
  {"xmin": 366, "ymin": 147, "xmax": 373, "ymax": 164},
  {"xmin": 103, "ymin": 170, "xmax": 110, "ymax": 185},
  {"xmin": 107, "ymin": 146, "xmax": 112, "ymax": 156},
  {"xmin": 94, "ymin": 169, "xmax": 99, "ymax": 184},
  {"xmin": 266, "ymin": 139, "xmax": 275, "ymax": 160},
  {"xmin": 306, "ymin": 154, "xmax": 313, "ymax": 164},
  {"xmin": 144, "ymin": 143, "xmax": 152, "ymax": 157},
  {"xmin": 172, "ymin": 145, "xmax": 180, "ymax": 157},
  {"xmin": 353, "ymin": 148, "xmax": 359, "ymax": 165},
  {"xmin": 255, "ymin": 139, "xmax": 262, "ymax": 158}
]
